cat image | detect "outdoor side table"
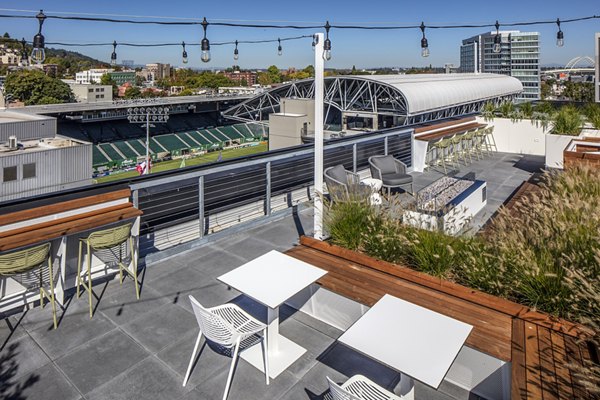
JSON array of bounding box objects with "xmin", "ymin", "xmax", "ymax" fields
[
  {"xmin": 217, "ymin": 250, "xmax": 327, "ymax": 378},
  {"xmin": 361, "ymin": 177, "xmax": 383, "ymax": 204},
  {"xmin": 338, "ymin": 294, "xmax": 473, "ymax": 398}
]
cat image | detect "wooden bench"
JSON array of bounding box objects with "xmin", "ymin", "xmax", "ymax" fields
[
  {"xmin": 0, "ymin": 188, "xmax": 142, "ymax": 252},
  {"xmin": 286, "ymin": 236, "xmax": 597, "ymax": 399}
]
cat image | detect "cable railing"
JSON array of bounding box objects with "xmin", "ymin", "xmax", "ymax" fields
[{"xmin": 130, "ymin": 127, "xmax": 413, "ymax": 254}]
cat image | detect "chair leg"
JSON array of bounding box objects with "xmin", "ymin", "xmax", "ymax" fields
[
  {"xmin": 130, "ymin": 238, "xmax": 140, "ymax": 299},
  {"xmin": 87, "ymin": 243, "xmax": 93, "ymax": 319},
  {"xmin": 47, "ymin": 255, "xmax": 57, "ymax": 330},
  {"xmin": 183, "ymin": 331, "xmax": 203, "ymax": 387},
  {"xmin": 77, "ymin": 241, "xmax": 83, "ymax": 298},
  {"xmin": 262, "ymin": 328, "xmax": 269, "ymax": 385},
  {"xmin": 223, "ymin": 338, "xmax": 241, "ymax": 400}
]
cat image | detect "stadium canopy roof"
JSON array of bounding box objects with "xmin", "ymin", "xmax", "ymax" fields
[{"xmin": 223, "ymin": 73, "xmax": 523, "ymax": 126}]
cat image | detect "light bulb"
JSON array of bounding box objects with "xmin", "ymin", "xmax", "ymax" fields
[
  {"xmin": 556, "ymin": 31, "xmax": 564, "ymax": 47},
  {"xmin": 323, "ymin": 38, "xmax": 331, "ymax": 61},
  {"xmin": 201, "ymin": 37, "xmax": 210, "ymax": 63},
  {"xmin": 278, "ymin": 45, "xmax": 282, "ymax": 56},
  {"xmin": 421, "ymin": 47, "xmax": 430, "ymax": 58},
  {"xmin": 182, "ymin": 51, "xmax": 188, "ymax": 64},
  {"xmin": 31, "ymin": 47, "xmax": 45, "ymax": 64},
  {"xmin": 492, "ymin": 43, "xmax": 501, "ymax": 53},
  {"xmin": 234, "ymin": 49, "xmax": 239, "ymax": 61}
]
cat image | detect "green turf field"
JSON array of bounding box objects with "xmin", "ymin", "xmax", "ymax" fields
[{"xmin": 94, "ymin": 143, "xmax": 268, "ymax": 184}]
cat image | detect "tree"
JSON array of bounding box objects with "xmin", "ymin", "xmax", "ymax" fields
[
  {"xmin": 100, "ymin": 73, "xmax": 119, "ymax": 98},
  {"xmin": 3, "ymin": 32, "xmax": 9, "ymax": 39},
  {"xmin": 124, "ymin": 86, "xmax": 142, "ymax": 99},
  {"xmin": 240, "ymin": 78, "xmax": 248, "ymax": 87},
  {"xmin": 4, "ymin": 69, "xmax": 74, "ymax": 105}
]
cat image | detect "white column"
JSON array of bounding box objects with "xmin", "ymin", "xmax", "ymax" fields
[
  {"xmin": 313, "ymin": 32, "xmax": 325, "ymax": 240},
  {"xmin": 145, "ymin": 110, "xmax": 150, "ymax": 175}
]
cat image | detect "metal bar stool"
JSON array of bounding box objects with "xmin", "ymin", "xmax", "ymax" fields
[
  {"xmin": 485, "ymin": 126, "xmax": 498, "ymax": 153},
  {"xmin": 77, "ymin": 223, "xmax": 139, "ymax": 318},
  {"xmin": 0, "ymin": 243, "xmax": 57, "ymax": 329}
]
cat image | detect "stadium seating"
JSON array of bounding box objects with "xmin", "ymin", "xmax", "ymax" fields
[
  {"xmin": 99, "ymin": 143, "xmax": 123, "ymax": 162},
  {"xmin": 154, "ymin": 135, "xmax": 189, "ymax": 152},
  {"xmin": 186, "ymin": 131, "xmax": 213, "ymax": 146},
  {"xmin": 113, "ymin": 141, "xmax": 140, "ymax": 159},
  {"xmin": 93, "ymin": 147, "xmax": 110, "ymax": 166},
  {"xmin": 217, "ymin": 126, "xmax": 245, "ymax": 141},
  {"xmin": 128, "ymin": 139, "xmax": 150, "ymax": 155}
]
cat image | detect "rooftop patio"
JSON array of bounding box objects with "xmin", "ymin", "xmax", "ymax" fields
[{"xmin": 1, "ymin": 151, "xmax": 547, "ymax": 400}]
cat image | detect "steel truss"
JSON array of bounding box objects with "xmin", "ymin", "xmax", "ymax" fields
[{"xmin": 222, "ymin": 76, "xmax": 517, "ymax": 127}]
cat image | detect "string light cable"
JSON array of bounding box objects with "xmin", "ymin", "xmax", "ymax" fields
[{"xmin": 0, "ymin": 10, "xmax": 598, "ymax": 62}]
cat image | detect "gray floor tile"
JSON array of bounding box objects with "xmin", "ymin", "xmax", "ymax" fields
[
  {"xmin": 28, "ymin": 303, "xmax": 116, "ymax": 360},
  {"xmin": 97, "ymin": 284, "xmax": 170, "ymax": 326},
  {"xmin": 156, "ymin": 330, "xmax": 230, "ymax": 389},
  {"xmin": 120, "ymin": 302, "xmax": 196, "ymax": 354},
  {"xmin": 4, "ymin": 362, "xmax": 81, "ymax": 400},
  {"xmin": 86, "ymin": 356, "xmax": 191, "ymax": 400},
  {"xmin": 215, "ymin": 235, "xmax": 280, "ymax": 263},
  {"xmin": 0, "ymin": 333, "xmax": 51, "ymax": 381},
  {"xmin": 56, "ymin": 329, "xmax": 147, "ymax": 394}
]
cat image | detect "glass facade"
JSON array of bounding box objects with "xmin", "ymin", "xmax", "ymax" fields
[{"xmin": 459, "ymin": 31, "xmax": 540, "ymax": 101}]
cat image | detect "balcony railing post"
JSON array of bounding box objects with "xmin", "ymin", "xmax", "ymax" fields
[
  {"xmin": 353, "ymin": 143, "xmax": 357, "ymax": 173},
  {"xmin": 132, "ymin": 188, "xmax": 139, "ymax": 208},
  {"xmin": 198, "ymin": 176, "xmax": 205, "ymax": 239},
  {"xmin": 384, "ymin": 136, "xmax": 389, "ymax": 155},
  {"xmin": 265, "ymin": 162, "xmax": 271, "ymax": 216}
]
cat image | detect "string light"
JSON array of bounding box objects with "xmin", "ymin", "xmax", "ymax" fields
[
  {"xmin": 181, "ymin": 41, "xmax": 188, "ymax": 64},
  {"xmin": 556, "ymin": 18, "xmax": 564, "ymax": 47},
  {"xmin": 5, "ymin": 11, "xmax": 594, "ymax": 63},
  {"xmin": 200, "ymin": 17, "xmax": 210, "ymax": 63},
  {"xmin": 311, "ymin": 35, "xmax": 316, "ymax": 51},
  {"xmin": 323, "ymin": 21, "xmax": 331, "ymax": 61},
  {"xmin": 234, "ymin": 40, "xmax": 239, "ymax": 61},
  {"xmin": 20, "ymin": 37, "xmax": 29, "ymax": 66},
  {"xmin": 110, "ymin": 40, "xmax": 117, "ymax": 65},
  {"xmin": 420, "ymin": 22, "xmax": 429, "ymax": 58},
  {"xmin": 31, "ymin": 9, "xmax": 46, "ymax": 64},
  {"xmin": 493, "ymin": 20, "xmax": 501, "ymax": 53}
]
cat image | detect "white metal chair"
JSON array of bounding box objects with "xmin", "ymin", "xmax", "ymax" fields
[
  {"xmin": 327, "ymin": 375, "xmax": 403, "ymax": 400},
  {"xmin": 183, "ymin": 296, "xmax": 269, "ymax": 400}
]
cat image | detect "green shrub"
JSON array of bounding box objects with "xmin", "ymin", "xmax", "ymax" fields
[
  {"xmin": 324, "ymin": 200, "xmax": 374, "ymax": 251},
  {"xmin": 326, "ymin": 166, "xmax": 600, "ymax": 322},
  {"xmin": 584, "ymin": 103, "xmax": 600, "ymax": 130},
  {"xmin": 552, "ymin": 105, "xmax": 583, "ymax": 135}
]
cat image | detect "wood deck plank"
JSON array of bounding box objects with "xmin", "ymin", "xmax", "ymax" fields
[
  {"xmin": 524, "ymin": 322, "xmax": 543, "ymax": 400},
  {"xmin": 538, "ymin": 326, "xmax": 560, "ymax": 400},
  {"xmin": 511, "ymin": 319, "xmax": 528, "ymax": 400},
  {"xmin": 550, "ymin": 331, "xmax": 575, "ymax": 400},
  {"xmin": 565, "ymin": 336, "xmax": 590, "ymax": 399}
]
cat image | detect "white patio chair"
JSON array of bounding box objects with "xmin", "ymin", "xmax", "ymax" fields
[
  {"xmin": 327, "ymin": 375, "xmax": 403, "ymax": 400},
  {"xmin": 183, "ymin": 296, "xmax": 269, "ymax": 400}
]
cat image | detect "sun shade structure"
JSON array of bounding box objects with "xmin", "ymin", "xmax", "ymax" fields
[{"xmin": 223, "ymin": 73, "xmax": 522, "ymax": 126}]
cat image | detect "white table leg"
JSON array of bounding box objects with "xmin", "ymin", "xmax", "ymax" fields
[
  {"xmin": 266, "ymin": 306, "xmax": 279, "ymax": 353},
  {"xmin": 240, "ymin": 304, "xmax": 307, "ymax": 379},
  {"xmin": 396, "ymin": 373, "xmax": 415, "ymax": 400}
]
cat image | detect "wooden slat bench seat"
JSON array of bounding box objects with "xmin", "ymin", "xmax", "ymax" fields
[
  {"xmin": 287, "ymin": 236, "xmax": 597, "ymax": 399},
  {"xmin": 0, "ymin": 189, "xmax": 142, "ymax": 252},
  {"xmin": 413, "ymin": 116, "xmax": 477, "ymax": 134}
]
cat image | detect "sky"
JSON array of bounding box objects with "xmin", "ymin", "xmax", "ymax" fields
[{"xmin": 0, "ymin": 1, "xmax": 598, "ymax": 70}]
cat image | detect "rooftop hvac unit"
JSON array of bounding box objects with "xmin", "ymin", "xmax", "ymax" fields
[{"xmin": 8, "ymin": 135, "xmax": 17, "ymax": 149}]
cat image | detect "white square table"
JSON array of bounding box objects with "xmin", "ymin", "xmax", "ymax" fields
[
  {"xmin": 338, "ymin": 294, "xmax": 473, "ymax": 396},
  {"xmin": 217, "ymin": 250, "xmax": 327, "ymax": 378}
]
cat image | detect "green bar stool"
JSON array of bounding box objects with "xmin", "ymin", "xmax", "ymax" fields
[
  {"xmin": 485, "ymin": 126, "xmax": 498, "ymax": 153},
  {"xmin": 425, "ymin": 138, "xmax": 442, "ymax": 171},
  {"xmin": 436, "ymin": 137, "xmax": 454, "ymax": 174},
  {"xmin": 77, "ymin": 223, "xmax": 139, "ymax": 318},
  {"xmin": 0, "ymin": 243, "xmax": 57, "ymax": 329},
  {"xmin": 475, "ymin": 128, "xmax": 491, "ymax": 157}
]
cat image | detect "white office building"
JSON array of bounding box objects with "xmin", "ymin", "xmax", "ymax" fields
[
  {"xmin": 75, "ymin": 69, "xmax": 114, "ymax": 85},
  {"xmin": 460, "ymin": 31, "xmax": 540, "ymax": 101},
  {"xmin": 595, "ymin": 33, "xmax": 599, "ymax": 103}
]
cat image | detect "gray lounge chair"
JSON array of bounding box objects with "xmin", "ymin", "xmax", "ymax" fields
[
  {"xmin": 368, "ymin": 155, "xmax": 414, "ymax": 195},
  {"xmin": 324, "ymin": 165, "xmax": 372, "ymax": 203}
]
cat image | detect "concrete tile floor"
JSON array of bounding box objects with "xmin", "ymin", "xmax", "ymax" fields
[{"xmin": 0, "ymin": 152, "xmax": 542, "ymax": 400}]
